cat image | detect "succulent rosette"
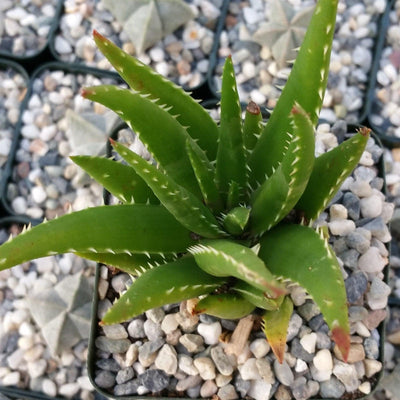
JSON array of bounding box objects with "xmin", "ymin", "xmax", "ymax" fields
[{"xmin": 0, "ymin": 0, "xmax": 371, "ymax": 362}]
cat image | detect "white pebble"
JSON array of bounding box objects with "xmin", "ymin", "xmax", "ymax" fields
[
  {"xmin": 330, "ymin": 204, "xmax": 348, "ymax": 220},
  {"xmin": 249, "ymin": 338, "xmax": 270, "ymax": 358},
  {"xmin": 42, "ymin": 378, "xmax": 57, "ymax": 397},
  {"xmin": 31, "ymin": 186, "xmax": 47, "ymax": 204},
  {"xmin": 248, "ymin": 379, "xmax": 272, "ymax": 400},
  {"xmin": 360, "ymin": 194, "xmax": 383, "ymax": 218},
  {"xmin": 197, "ymin": 322, "xmax": 222, "ymax": 345},
  {"xmin": 358, "ymin": 246, "xmax": 386, "ymax": 273},
  {"xmin": 328, "ymin": 219, "xmax": 356, "ymax": 236},
  {"xmin": 300, "ymin": 332, "xmax": 317, "ymax": 354},
  {"xmin": 313, "ymin": 349, "xmax": 333, "ymax": 371},
  {"xmin": 239, "ymin": 358, "xmax": 261, "ymax": 380}
]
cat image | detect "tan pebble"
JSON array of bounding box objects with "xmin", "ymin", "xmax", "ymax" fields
[{"xmin": 334, "ymin": 343, "xmax": 365, "ymax": 363}]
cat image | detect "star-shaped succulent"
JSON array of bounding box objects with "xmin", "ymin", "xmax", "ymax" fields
[
  {"xmin": 101, "ymin": 0, "xmax": 194, "ymax": 54},
  {"xmin": 253, "ymin": 0, "xmax": 315, "ymax": 68},
  {"xmin": 28, "ymin": 272, "xmax": 93, "ymax": 355}
]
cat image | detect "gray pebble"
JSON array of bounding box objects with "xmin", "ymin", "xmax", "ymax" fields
[
  {"xmin": 343, "ymin": 192, "xmax": 361, "ymax": 220},
  {"xmin": 363, "ymin": 337, "xmax": 379, "ymax": 359},
  {"xmin": 128, "ymin": 319, "xmax": 146, "ymax": 338},
  {"xmin": 95, "ymin": 336, "xmax": 131, "ymax": 354},
  {"xmin": 138, "ymin": 338, "xmax": 164, "ymax": 367},
  {"xmin": 273, "ymin": 360, "xmax": 294, "ymax": 386},
  {"xmin": 345, "ymin": 230, "xmax": 370, "ymax": 253},
  {"xmin": 292, "ymin": 376, "xmax": 310, "ymax": 400},
  {"xmin": 114, "ymin": 378, "xmax": 140, "ymax": 396},
  {"xmin": 290, "ymin": 338, "xmax": 314, "ymax": 362},
  {"xmin": 345, "ymin": 271, "xmax": 368, "ymax": 303},
  {"xmin": 139, "ymin": 369, "xmax": 170, "ymax": 392},
  {"xmin": 211, "ymin": 346, "xmax": 234, "ymax": 376},
  {"xmin": 96, "ymin": 358, "xmax": 120, "ymax": 372},
  {"xmin": 116, "ymin": 367, "xmax": 134, "ymax": 384},
  {"xmin": 338, "ymin": 248, "xmax": 359, "ymax": 268},
  {"xmin": 94, "ymin": 370, "xmax": 115, "ymax": 389},
  {"xmin": 234, "ymin": 374, "xmax": 251, "ymax": 397},
  {"xmin": 319, "ymin": 377, "xmax": 345, "ymax": 398},
  {"xmin": 144, "ymin": 319, "xmax": 163, "ymax": 341}
]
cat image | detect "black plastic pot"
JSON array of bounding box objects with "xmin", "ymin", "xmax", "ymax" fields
[
  {"xmin": 87, "ymin": 123, "xmax": 389, "ymax": 399},
  {"xmin": 0, "ymin": 0, "xmax": 63, "ymax": 75},
  {"xmin": 49, "ymin": 0, "xmax": 227, "ymax": 96},
  {"xmin": 0, "ymin": 59, "xmax": 29, "ymax": 219},
  {"xmin": 207, "ymin": 0, "xmax": 392, "ymax": 128},
  {"xmin": 0, "ymin": 61, "xmax": 124, "ymax": 224},
  {"xmin": 365, "ymin": 0, "xmax": 399, "ymax": 148}
]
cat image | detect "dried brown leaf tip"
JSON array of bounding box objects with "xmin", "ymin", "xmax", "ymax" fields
[{"xmin": 357, "ymin": 126, "xmax": 372, "ymax": 137}]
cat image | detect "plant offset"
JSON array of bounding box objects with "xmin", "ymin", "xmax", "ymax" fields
[{"xmin": 0, "ymin": 0, "xmax": 370, "ymax": 364}]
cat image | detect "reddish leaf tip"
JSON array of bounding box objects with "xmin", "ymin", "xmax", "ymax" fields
[
  {"xmin": 247, "ymin": 101, "xmax": 261, "ymax": 115},
  {"xmin": 80, "ymin": 87, "xmax": 95, "ymax": 98},
  {"xmin": 332, "ymin": 326, "xmax": 350, "ymax": 362},
  {"xmin": 357, "ymin": 126, "xmax": 371, "ymax": 137}
]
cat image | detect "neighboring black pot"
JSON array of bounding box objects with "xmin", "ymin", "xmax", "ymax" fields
[
  {"xmin": 207, "ymin": 0, "xmax": 392, "ymax": 128},
  {"xmin": 0, "ymin": 61, "xmax": 123, "ymax": 224},
  {"xmin": 0, "ymin": 0, "xmax": 63, "ymax": 74},
  {"xmin": 0, "ymin": 59, "xmax": 29, "ymax": 219},
  {"xmin": 49, "ymin": 0, "xmax": 227, "ymax": 96}
]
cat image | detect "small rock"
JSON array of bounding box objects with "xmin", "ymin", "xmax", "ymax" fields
[
  {"xmin": 116, "ymin": 367, "xmax": 134, "ymax": 385},
  {"xmin": 139, "ymin": 369, "xmax": 169, "ymax": 392},
  {"xmin": 193, "ymin": 357, "xmax": 216, "ymax": 380},
  {"xmin": 300, "ymin": 333, "xmax": 317, "ymax": 354},
  {"xmin": 273, "ymin": 359, "xmax": 294, "ymax": 386},
  {"xmin": 127, "ymin": 319, "xmax": 146, "ymax": 338},
  {"xmin": 211, "ymin": 346, "xmax": 234, "ymax": 376},
  {"xmin": 198, "ymin": 322, "xmax": 222, "ymax": 345},
  {"xmin": 248, "ymin": 379, "xmax": 272, "ymax": 400},
  {"xmin": 176, "ymin": 375, "xmax": 203, "ymax": 392},
  {"xmin": 201, "ymin": 379, "xmax": 218, "ymax": 397},
  {"xmin": 217, "ymin": 383, "xmax": 239, "ymax": 400},
  {"xmin": 249, "ymin": 338, "xmax": 270, "ymax": 358},
  {"xmin": 333, "ymin": 361, "xmax": 360, "ymax": 392},
  {"xmin": 313, "ymin": 349, "xmax": 333, "ymax": 371},
  {"xmin": 328, "ymin": 220, "xmax": 355, "ymax": 236},
  {"xmin": 345, "ymin": 271, "xmax": 368, "ymax": 303},
  {"xmin": 154, "ymin": 344, "xmax": 178, "ymax": 375},
  {"xmin": 319, "ymin": 377, "xmax": 346, "ymax": 398},
  {"xmin": 95, "ymin": 370, "xmax": 115, "ymax": 389},
  {"xmin": 179, "ymin": 354, "xmax": 199, "ymax": 375},
  {"xmin": 179, "ymin": 334, "xmax": 205, "ymax": 353},
  {"xmin": 358, "ymin": 246, "xmax": 386, "ymax": 273},
  {"xmin": 334, "ymin": 343, "xmax": 365, "ymax": 363},
  {"xmin": 366, "ymin": 277, "xmax": 391, "ymax": 310},
  {"xmin": 239, "ymin": 358, "xmax": 261, "ymax": 380}
]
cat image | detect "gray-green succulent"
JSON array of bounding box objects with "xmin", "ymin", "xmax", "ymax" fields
[
  {"xmin": 101, "ymin": 0, "xmax": 194, "ymax": 54},
  {"xmin": 252, "ymin": 0, "xmax": 315, "ymax": 68},
  {"xmin": 0, "ymin": 0, "xmax": 371, "ymax": 362}
]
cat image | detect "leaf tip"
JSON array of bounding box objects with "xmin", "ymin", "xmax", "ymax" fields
[
  {"xmin": 331, "ymin": 325, "xmax": 350, "ymax": 362},
  {"xmin": 81, "ymin": 87, "xmax": 95, "ymax": 98},
  {"xmin": 247, "ymin": 101, "xmax": 261, "ymax": 115},
  {"xmin": 357, "ymin": 126, "xmax": 371, "ymax": 138}
]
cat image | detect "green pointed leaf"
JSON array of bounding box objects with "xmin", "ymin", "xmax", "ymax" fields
[
  {"xmin": 76, "ymin": 251, "xmax": 174, "ymax": 275},
  {"xmin": 223, "ymin": 206, "xmax": 251, "ymax": 236},
  {"xmin": 193, "ymin": 293, "xmax": 255, "ymax": 319},
  {"xmin": 243, "ymin": 101, "xmax": 262, "ymax": 153},
  {"xmin": 93, "ymin": 30, "xmax": 219, "ymax": 160},
  {"xmin": 249, "ymin": 0, "xmax": 338, "ymax": 184},
  {"xmin": 296, "ymin": 128, "xmax": 370, "ymax": 220},
  {"xmin": 81, "ymin": 85, "xmax": 201, "ymax": 197},
  {"xmin": 101, "ymin": 256, "xmax": 226, "ymax": 324},
  {"xmin": 112, "ymin": 140, "xmax": 224, "ymax": 239},
  {"xmin": 216, "ymin": 56, "xmax": 247, "ymax": 205},
  {"xmin": 189, "ymin": 240, "xmax": 286, "ymax": 297},
  {"xmin": 232, "ymin": 280, "xmax": 283, "ymax": 311},
  {"xmin": 0, "ymin": 205, "xmax": 195, "ymax": 271},
  {"xmin": 259, "ymin": 224, "xmax": 350, "ymax": 361},
  {"xmin": 250, "ymin": 104, "xmax": 315, "ymax": 234},
  {"xmin": 262, "ymin": 296, "xmax": 293, "ymax": 363},
  {"xmin": 185, "ymin": 139, "xmax": 223, "ymax": 213},
  {"xmin": 71, "ymin": 155, "xmax": 158, "ymax": 205}
]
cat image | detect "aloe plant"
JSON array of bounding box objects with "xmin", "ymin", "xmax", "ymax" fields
[{"xmin": 0, "ymin": 0, "xmax": 371, "ymax": 363}]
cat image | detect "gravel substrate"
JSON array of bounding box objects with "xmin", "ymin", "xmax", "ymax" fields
[
  {"xmin": 53, "ymin": 0, "xmax": 222, "ymax": 88},
  {"xmin": 212, "ymin": 0, "xmax": 386, "ymax": 124},
  {"xmin": 370, "ymin": 0, "xmax": 400, "ymax": 140},
  {"xmin": 0, "ymin": 64, "xmax": 27, "ymax": 182},
  {"xmin": 0, "ymin": 0, "xmax": 59, "ymax": 57},
  {"xmin": 0, "ymin": 223, "xmax": 97, "ymax": 399},
  {"xmin": 5, "ymin": 68, "xmax": 120, "ymax": 220},
  {"xmin": 92, "ymin": 122, "xmax": 391, "ymax": 400}
]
